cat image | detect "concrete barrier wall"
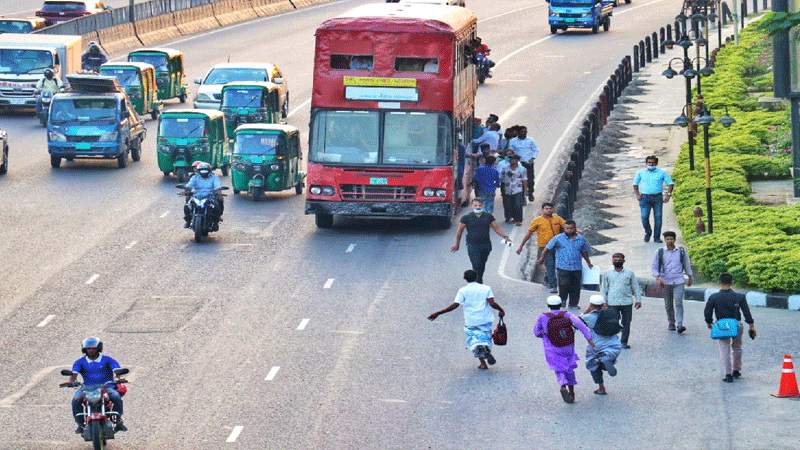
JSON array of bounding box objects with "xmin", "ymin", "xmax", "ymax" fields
[
  {"xmin": 174, "ymin": 4, "xmax": 221, "ymax": 36},
  {"xmin": 137, "ymin": 13, "xmax": 182, "ymax": 46},
  {"xmin": 214, "ymin": 0, "xmax": 259, "ymax": 27},
  {"xmin": 252, "ymin": 0, "xmax": 295, "ymax": 17},
  {"xmin": 98, "ymin": 23, "xmax": 142, "ymax": 55}
]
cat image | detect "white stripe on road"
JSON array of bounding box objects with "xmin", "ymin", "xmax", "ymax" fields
[
  {"xmin": 288, "ymin": 98, "xmax": 311, "ymax": 118},
  {"xmin": 297, "ymin": 318, "xmax": 310, "ymax": 330},
  {"xmin": 160, "ymin": 210, "xmax": 170, "ymax": 218},
  {"xmin": 265, "ymin": 366, "xmax": 280, "ymax": 381},
  {"xmin": 85, "ymin": 274, "xmax": 99, "ymax": 285},
  {"xmin": 226, "ymin": 426, "xmax": 244, "ymax": 442},
  {"xmin": 125, "ymin": 241, "xmax": 138, "ymax": 249},
  {"xmin": 345, "ymin": 244, "xmax": 356, "ymax": 253},
  {"xmin": 324, "ymin": 278, "xmax": 335, "ymax": 289},
  {"xmin": 37, "ymin": 315, "xmax": 56, "ymax": 328},
  {"xmin": 498, "ymin": 97, "xmax": 527, "ymax": 128}
]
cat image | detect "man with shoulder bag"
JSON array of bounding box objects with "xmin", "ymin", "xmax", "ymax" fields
[{"xmin": 704, "ymin": 272, "xmax": 756, "ymax": 383}]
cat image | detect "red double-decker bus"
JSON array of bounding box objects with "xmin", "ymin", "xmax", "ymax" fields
[{"xmin": 305, "ymin": 4, "xmax": 478, "ymax": 228}]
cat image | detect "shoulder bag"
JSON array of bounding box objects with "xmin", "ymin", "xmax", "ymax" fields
[{"xmin": 710, "ymin": 318, "xmax": 739, "ymax": 339}]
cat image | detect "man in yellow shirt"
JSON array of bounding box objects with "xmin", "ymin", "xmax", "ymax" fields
[{"xmin": 516, "ymin": 202, "xmax": 566, "ymax": 293}]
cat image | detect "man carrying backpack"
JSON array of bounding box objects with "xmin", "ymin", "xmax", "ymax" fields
[
  {"xmin": 534, "ymin": 296, "xmax": 594, "ymax": 403},
  {"xmin": 651, "ymin": 231, "xmax": 693, "ymax": 333},
  {"xmin": 581, "ymin": 295, "xmax": 623, "ymax": 395}
]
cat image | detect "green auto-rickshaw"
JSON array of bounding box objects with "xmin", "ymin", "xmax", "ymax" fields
[
  {"xmin": 221, "ymin": 81, "xmax": 282, "ymax": 138},
  {"xmin": 157, "ymin": 109, "xmax": 230, "ymax": 182},
  {"xmin": 231, "ymin": 124, "xmax": 305, "ymax": 200},
  {"xmin": 99, "ymin": 62, "xmax": 162, "ymax": 120},
  {"xmin": 128, "ymin": 48, "xmax": 188, "ymax": 103}
]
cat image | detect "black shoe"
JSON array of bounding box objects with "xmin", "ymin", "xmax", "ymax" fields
[
  {"xmin": 668, "ymin": 324, "xmax": 676, "ymax": 331},
  {"xmin": 485, "ymin": 349, "xmax": 496, "ymax": 366},
  {"xmin": 75, "ymin": 426, "xmax": 84, "ymax": 434},
  {"xmin": 212, "ymin": 222, "xmax": 219, "ymax": 232},
  {"xmin": 723, "ymin": 374, "xmax": 734, "ymax": 383},
  {"xmin": 622, "ymin": 344, "xmax": 631, "ymax": 349},
  {"xmin": 732, "ymin": 370, "xmax": 741, "ymax": 379},
  {"xmin": 218, "ymin": 217, "xmax": 223, "ymax": 222},
  {"xmin": 654, "ymin": 239, "xmax": 663, "ymax": 243},
  {"xmin": 183, "ymin": 222, "xmax": 190, "ymax": 229},
  {"xmin": 677, "ymin": 326, "xmax": 686, "ymax": 334},
  {"xmin": 114, "ymin": 423, "xmax": 128, "ymax": 432},
  {"xmin": 644, "ymin": 234, "xmax": 651, "ymax": 242}
]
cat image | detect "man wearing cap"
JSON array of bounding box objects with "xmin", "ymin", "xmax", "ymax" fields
[
  {"xmin": 601, "ymin": 253, "xmax": 642, "ymax": 348},
  {"xmin": 581, "ymin": 295, "xmax": 623, "ymax": 395},
  {"xmin": 534, "ymin": 296, "xmax": 594, "ymax": 403},
  {"xmin": 499, "ymin": 154, "xmax": 528, "ymax": 226},
  {"xmin": 428, "ymin": 269, "xmax": 505, "ymax": 370}
]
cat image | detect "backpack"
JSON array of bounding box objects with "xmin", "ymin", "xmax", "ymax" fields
[
  {"xmin": 657, "ymin": 247, "xmax": 687, "ymax": 273},
  {"xmin": 592, "ymin": 309, "xmax": 622, "ymax": 337},
  {"xmin": 545, "ymin": 311, "xmax": 574, "ymax": 347}
]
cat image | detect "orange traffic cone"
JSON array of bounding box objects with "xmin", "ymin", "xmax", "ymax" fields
[{"xmin": 771, "ymin": 354, "xmax": 800, "ymax": 398}]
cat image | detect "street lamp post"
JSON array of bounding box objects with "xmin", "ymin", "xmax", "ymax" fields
[{"xmin": 691, "ymin": 105, "xmax": 736, "ymax": 233}]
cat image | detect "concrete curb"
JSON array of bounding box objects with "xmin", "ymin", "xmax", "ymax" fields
[
  {"xmin": 173, "ymin": 5, "xmax": 221, "ymax": 36},
  {"xmin": 136, "ymin": 13, "xmax": 182, "ymax": 47},
  {"xmin": 97, "ymin": 23, "xmax": 142, "ymax": 56},
  {"xmin": 214, "ymin": 0, "xmax": 259, "ymax": 27}
]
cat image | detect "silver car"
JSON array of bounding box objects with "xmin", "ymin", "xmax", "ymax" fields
[{"xmin": 193, "ymin": 63, "xmax": 289, "ymax": 116}]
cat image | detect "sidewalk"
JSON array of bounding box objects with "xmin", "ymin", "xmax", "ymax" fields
[{"xmin": 574, "ymin": 45, "xmax": 800, "ymax": 311}]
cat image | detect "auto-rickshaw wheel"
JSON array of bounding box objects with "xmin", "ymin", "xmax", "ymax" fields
[
  {"xmin": 295, "ymin": 182, "xmax": 303, "ymax": 195},
  {"xmin": 151, "ymin": 109, "xmax": 159, "ymax": 120},
  {"xmin": 233, "ymin": 188, "xmax": 240, "ymax": 194},
  {"xmin": 220, "ymin": 164, "xmax": 229, "ymax": 176},
  {"xmin": 179, "ymin": 93, "xmax": 187, "ymax": 103},
  {"xmin": 163, "ymin": 171, "xmax": 171, "ymax": 177},
  {"xmin": 176, "ymin": 167, "xmax": 188, "ymax": 182}
]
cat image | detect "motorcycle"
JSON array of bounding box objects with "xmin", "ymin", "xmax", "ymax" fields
[
  {"xmin": 177, "ymin": 185, "xmax": 228, "ymax": 243},
  {"xmin": 476, "ymin": 54, "xmax": 494, "ymax": 85},
  {"xmin": 60, "ymin": 368, "xmax": 129, "ymax": 450},
  {"xmin": 37, "ymin": 90, "xmax": 53, "ymax": 126}
]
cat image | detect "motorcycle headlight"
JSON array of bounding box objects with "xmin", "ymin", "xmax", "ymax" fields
[
  {"xmin": 423, "ymin": 188, "xmax": 435, "ymax": 197},
  {"xmin": 49, "ymin": 132, "xmax": 66, "ymax": 142},
  {"xmin": 310, "ymin": 186, "xmax": 322, "ymax": 195},
  {"xmin": 270, "ymin": 164, "xmax": 280, "ymax": 171},
  {"xmin": 322, "ymin": 186, "xmax": 335, "ymax": 196},
  {"xmin": 436, "ymin": 189, "xmax": 447, "ymax": 197},
  {"xmin": 84, "ymin": 389, "xmax": 102, "ymax": 403},
  {"xmin": 99, "ymin": 132, "xmax": 118, "ymax": 142}
]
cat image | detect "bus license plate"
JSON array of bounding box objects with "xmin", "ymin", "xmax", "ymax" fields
[
  {"xmin": 75, "ymin": 143, "xmax": 91, "ymax": 150},
  {"xmin": 370, "ymin": 177, "xmax": 388, "ymax": 185}
]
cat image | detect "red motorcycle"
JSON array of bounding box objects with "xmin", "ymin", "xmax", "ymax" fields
[{"xmin": 60, "ymin": 368, "xmax": 128, "ymax": 450}]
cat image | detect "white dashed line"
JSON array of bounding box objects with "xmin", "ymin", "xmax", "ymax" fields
[
  {"xmin": 160, "ymin": 211, "xmax": 170, "ymax": 218},
  {"xmin": 265, "ymin": 366, "xmax": 280, "ymax": 381},
  {"xmin": 125, "ymin": 241, "xmax": 138, "ymax": 249},
  {"xmin": 345, "ymin": 244, "xmax": 356, "ymax": 253},
  {"xmin": 37, "ymin": 315, "xmax": 56, "ymax": 328},
  {"xmin": 324, "ymin": 278, "xmax": 335, "ymax": 289},
  {"xmin": 297, "ymin": 319, "xmax": 310, "ymax": 330},
  {"xmin": 85, "ymin": 274, "xmax": 99, "ymax": 285},
  {"xmin": 226, "ymin": 426, "xmax": 243, "ymax": 442}
]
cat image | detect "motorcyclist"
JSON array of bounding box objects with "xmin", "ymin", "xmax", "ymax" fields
[
  {"xmin": 81, "ymin": 42, "xmax": 107, "ymax": 72},
  {"xmin": 183, "ymin": 162, "xmax": 224, "ymax": 230},
  {"xmin": 35, "ymin": 68, "xmax": 63, "ymax": 114},
  {"xmin": 59, "ymin": 338, "xmax": 128, "ymax": 434},
  {"xmin": 472, "ymin": 37, "xmax": 494, "ymax": 77}
]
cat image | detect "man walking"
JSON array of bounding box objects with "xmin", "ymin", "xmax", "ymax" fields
[
  {"xmin": 704, "ymin": 273, "xmax": 756, "ymax": 382},
  {"xmin": 535, "ymin": 296, "xmax": 594, "ymax": 403},
  {"xmin": 516, "ymin": 202, "xmax": 566, "ymax": 293},
  {"xmin": 600, "ymin": 253, "xmax": 642, "ymax": 348},
  {"xmin": 508, "ymin": 126, "xmax": 539, "ymax": 202},
  {"xmin": 537, "ymin": 220, "xmax": 593, "ymax": 309},
  {"xmin": 472, "ymin": 155, "xmax": 500, "ymax": 213},
  {"xmin": 500, "ymin": 154, "xmax": 528, "ymax": 225},
  {"xmin": 581, "ymin": 295, "xmax": 623, "ymax": 395},
  {"xmin": 428, "ymin": 269, "xmax": 505, "ymax": 370},
  {"xmin": 632, "ymin": 155, "xmax": 674, "ymax": 242},
  {"xmin": 651, "ymin": 231, "xmax": 693, "ymax": 332},
  {"xmin": 451, "ymin": 198, "xmax": 511, "ymax": 284}
]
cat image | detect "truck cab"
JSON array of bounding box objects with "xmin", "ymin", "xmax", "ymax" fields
[
  {"xmin": 547, "ymin": 0, "xmax": 613, "ymax": 34},
  {"xmin": 47, "ymin": 74, "xmax": 146, "ymax": 169}
]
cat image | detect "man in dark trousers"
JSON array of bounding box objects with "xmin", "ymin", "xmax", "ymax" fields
[
  {"xmin": 451, "ymin": 198, "xmax": 511, "ymax": 284},
  {"xmin": 537, "ymin": 220, "xmax": 593, "ymax": 309},
  {"xmin": 704, "ymin": 273, "xmax": 757, "ymax": 383}
]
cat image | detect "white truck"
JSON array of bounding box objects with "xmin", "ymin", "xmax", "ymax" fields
[{"xmin": 0, "ymin": 34, "xmax": 82, "ymax": 111}]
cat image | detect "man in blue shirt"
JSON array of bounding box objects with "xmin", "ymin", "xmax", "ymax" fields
[
  {"xmin": 472, "ymin": 155, "xmax": 500, "ymax": 213},
  {"xmin": 184, "ymin": 162, "xmax": 224, "ymax": 229},
  {"xmin": 632, "ymin": 155, "xmax": 674, "ymax": 243},
  {"xmin": 537, "ymin": 220, "xmax": 593, "ymax": 309},
  {"xmin": 60, "ymin": 338, "xmax": 128, "ymax": 434}
]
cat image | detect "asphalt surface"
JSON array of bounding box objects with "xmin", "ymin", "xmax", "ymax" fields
[{"xmin": 0, "ymin": 0, "xmax": 799, "ymax": 449}]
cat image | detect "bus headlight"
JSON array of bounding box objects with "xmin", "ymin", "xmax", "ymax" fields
[
  {"xmin": 322, "ymin": 186, "xmax": 335, "ymax": 196},
  {"xmin": 310, "ymin": 186, "xmax": 322, "ymax": 195},
  {"xmin": 436, "ymin": 189, "xmax": 447, "ymax": 197},
  {"xmin": 423, "ymin": 188, "xmax": 435, "ymax": 197}
]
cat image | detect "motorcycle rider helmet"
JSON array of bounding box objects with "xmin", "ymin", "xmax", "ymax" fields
[
  {"xmin": 81, "ymin": 337, "xmax": 103, "ymax": 354},
  {"xmin": 197, "ymin": 162, "xmax": 212, "ymax": 178},
  {"xmin": 89, "ymin": 43, "xmax": 100, "ymax": 56},
  {"xmin": 44, "ymin": 68, "xmax": 54, "ymax": 80}
]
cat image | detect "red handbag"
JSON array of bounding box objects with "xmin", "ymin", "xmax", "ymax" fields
[{"xmin": 492, "ymin": 317, "xmax": 507, "ymax": 345}]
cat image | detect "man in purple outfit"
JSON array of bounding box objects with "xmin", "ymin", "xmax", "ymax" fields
[{"xmin": 534, "ymin": 296, "xmax": 594, "ymax": 403}]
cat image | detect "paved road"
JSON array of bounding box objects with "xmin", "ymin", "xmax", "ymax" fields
[{"xmin": 1, "ymin": 0, "xmax": 798, "ymax": 448}]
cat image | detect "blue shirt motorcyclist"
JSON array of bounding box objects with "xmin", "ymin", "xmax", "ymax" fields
[
  {"xmin": 60, "ymin": 338, "xmax": 128, "ymax": 434},
  {"xmin": 81, "ymin": 43, "xmax": 107, "ymax": 72},
  {"xmin": 184, "ymin": 162, "xmax": 224, "ymax": 229}
]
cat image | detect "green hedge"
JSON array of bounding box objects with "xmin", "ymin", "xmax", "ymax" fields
[{"xmin": 671, "ymin": 17, "xmax": 800, "ymax": 292}]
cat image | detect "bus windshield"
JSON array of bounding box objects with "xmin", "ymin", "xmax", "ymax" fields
[
  {"xmin": 235, "ymin": 133, "xmax": 284, "ymax": 155},
  {"xmin": 310, "ymin": 110, "xmax": 451, "ymax": 166}
]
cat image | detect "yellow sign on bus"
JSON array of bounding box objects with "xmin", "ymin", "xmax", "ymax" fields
[{"xmin": 343, "ymin": 77, "xmax": 417, "ymax": 87}]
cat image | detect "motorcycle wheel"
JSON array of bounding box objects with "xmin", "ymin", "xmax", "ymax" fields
[
  {"xmin": 176, "ymin": 167, "xmax": 188, "ymax": 183},
  {"xmin": 193, "ymin": 217, "xmax": 203, "ymax": 243},
  {"xmin": 477, "ymin": 73, "xmax": 485, "ymax": 84},
  {"xmin": 90, "ymin": 420, "xmax": 105, "ymax": 450}
]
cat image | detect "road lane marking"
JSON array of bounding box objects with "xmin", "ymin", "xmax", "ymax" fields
[
  {"xmin": 37, "ymin": 315, "xmax": 55, "ymax": 328},
  {"xmin": 86, "ymin": 274, "xmax": 99, "ymax": 285},
  {"xmin": 288, "ymin": 98, "xmax": 311, "ymax": 118},
  {"xmin": 125, "ymin": 241, "xmax": 138, "ymax": 249},
  {"xmin": 0, "ymin": 366, "xmax": 61, "ymax": 407},
  {"xmin": 226, "ymin": 426, "xmax": 244, "ymax": 442},
  {"xmin": 498, "ymin": 97, "xmax": 527, "ymax": 127},
  {"xmin": 297, "ymin": 318, "xmax": 310, "ymax": 330},
  {"xmin": 160, "ymin": 210, "xmax": 170, "ymax": 218},
  {"xmin": 330, "ymin": 330, "xmax": 363, "ymax": 334},
  {"xmin": 324, "ymin": 278, "xmax": 335, "ymax": 289},
  {"xmin": 479, "ymin": 4, "xmax": 545, "ymax": 23},
  {"xmin": 265, "ymin": 366, "xmax": 280, "ymax": 381},
  {"xmin": 345, "ymin": 244, "xmax": 356, "ymax": 253}
]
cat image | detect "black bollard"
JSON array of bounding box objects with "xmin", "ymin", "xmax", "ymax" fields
[
  {"xmin": 633, "ymin": 45, "xmax": 639, "ymax": 71},
  {"xmin": 645, "ymin": 36, "xmax": 652, "ymax": 63}
]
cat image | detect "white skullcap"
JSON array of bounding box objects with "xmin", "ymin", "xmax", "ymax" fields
[
  {"xmin": 589, "ymin": 295, "xmax": 605, "ymax": 306},
  {"xmin": 546, "ymin": 295, "xmax": 562, "ymax": 306}
]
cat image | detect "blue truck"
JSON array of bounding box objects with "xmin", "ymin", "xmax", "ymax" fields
[
  {"xmin": 547, "ymin": 0, "xmax": 614, "ymax": 34},
  {"xmin": 47, "ymin": 74, "xmax": 146, "ymax": 169}
]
